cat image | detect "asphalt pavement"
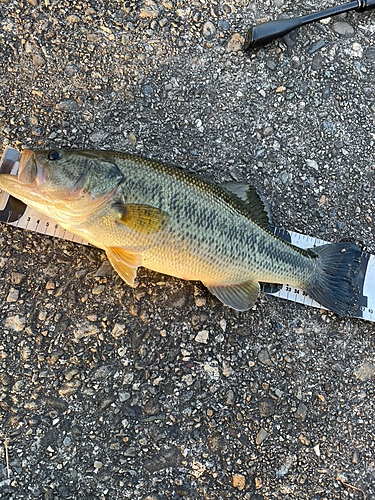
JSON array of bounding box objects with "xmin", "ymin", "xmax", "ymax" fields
[{"xmin": 0, "ymin": 0, "xmax": 375, "ymax": 499}]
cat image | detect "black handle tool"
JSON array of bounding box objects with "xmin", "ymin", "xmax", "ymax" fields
[{"xmin": 244, "ymin": 0, "xmax": 375, "ymax": 50}]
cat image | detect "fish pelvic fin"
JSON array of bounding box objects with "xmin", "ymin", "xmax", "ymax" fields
[
  {"xmin": 106, "ymin": 246, "xmax": 142, "ymax": 286},
  {"xmin": 305, "ymin": 242, "xmax": 362, "ymax": 317},
  {"xmin": 204, "ymin": 280, "xmax": 260, "ymax": 311},
  {"xmin": 114, "ymin": 203, "xmax": 169, "ymax": 234},
  {"xmin": 220, "ymin": 182, "xmax": 273, "ymax": 227}
]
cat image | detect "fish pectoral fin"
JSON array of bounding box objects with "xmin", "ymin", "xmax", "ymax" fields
[
  {"xmin": 221, "ymin": 182, "xmax": 273, "ymax": 227},
  {"xmin": 105, "ymin": 246, "xmax": 142, "ymax": 286},
  {"xmin": 204, "ymin": 280, "xmax": 260, "ymax": 311},
  {"xmin": 114, "ymin": 203, "xmax": 169, "ymax": 234}
]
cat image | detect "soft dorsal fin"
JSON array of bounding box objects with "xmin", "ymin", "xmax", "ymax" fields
[
  {"xmin": 106, "ymin": 247, "xmax": 142, "ymax": 286},
  {"xmin": 221, "ymin": 182, "xmax": 272, "ymax": 227},
  {"xmin": 204, "ymin": 280, "xmax": 260, "ymax": 311},
  {"xmin": 114, "ymin": 203, "xmax": 169, "ymax": 234}
]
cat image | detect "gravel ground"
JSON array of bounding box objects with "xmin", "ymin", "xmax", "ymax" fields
[{"xmin": 1, "ymin": 0, "xmax": 375, "ymax": 499}]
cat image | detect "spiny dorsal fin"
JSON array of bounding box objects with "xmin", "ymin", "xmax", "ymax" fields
[
  {"xmin": 221, "ymin": 182, "xmax": 273, "ymax": 228},
  {"xmin": 114, "ymin": 203, "xmax": 169, "ymax": 234}
]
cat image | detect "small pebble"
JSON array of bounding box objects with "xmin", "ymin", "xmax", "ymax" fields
[
  {"xmin": 5, "ymin": 315, "xmax": 26, "ymax": 331},
  {"xmin": 354, "ymin": 361, "xmax": 375, "ymax": 382},
  {"xmin": 267, "ymin": 60, "xmax": 277, "ymax": 71},
  {"xmin": 11, "ymin": 272, "xmax": 26, "ymax": 284},
  {"xmin": 63, "ymin": 437, "xmax": 71, "ymax": 447},
  {"xmin": 143, "ymin": 399, "xmax": 161, "ymax": 416},
  {"xmin": 222, "ymin": 361, "xmax": 234, "ymax": 378},
  {"xmin": 259, "ymin": 398, "xmax": 275, "ymax": 417},
  {"xmin": 219, "ymin": 318, "xmax": 226, "ymax": 331},
  {"xmin": 306, "ymin": 39, "xmax": 325, "ymax": 54},
  {"xmin": 39, "ymin": 310, "xmax": 47, "ymax": 321},
  {"xmin": 89, "ymin": 131, "xmax": 109, "ymax": 144},
  {"xmin": 226, "ymin": 33, "xmax": 244, "ymax": 53},
  {"xmin": 112, "ymin": 323, "xmax": 126, "ymax": 338},
  {"xmin": 139, "ymin": 0, "xmax": 159, "ymax": 19},
  {"xmin": 195, "ymin": 296, "xmax": 206, "ymax": 307},
  {"xmin": 257, "ymin": 349, "xmax": 274, "ymax": 367},
  {"xmin": 276, "ymin": 455, "xmax": 294, "ymax": 477},
  {"xmin": 7, "ymin": 288, "xmax": 19, "ymax": 302},
  {"xmin": 128, "ymin": 133, "xmax": 137, "ymax": 146},
  {"xmin": 56, "ymin": 100, "xmax": 78, "ymax": 111},
  {"xmin": 295, "ymin": 402, "xmax": 308, "ymax": 421},
  {"xmin": 32, "ymin": 54, "xmax": 46, "ymax": 67},
  {"xmin": 332, "ymin": 21, "xmax": 355, "ymax": 36},
  {"xmin": 142, "ymin": 85, "xmax": 154, "ymax": 95},
  {"xmin": 306, "ymin": 159, "xmax": 319, "ymax": 170},
  {"xmin": 219, "ymin": 20, "xmax": 229, "ymax": 30},
  {"xmin": 182, "ymin": 374, "xmax": 193, "ymax": 385},
  {"xmin": 203, "ymin": 21, "xmax": 216, "ymax": 40},
  {"xmin": 31, "ymin": 126, "xmax": 45, "ymax": 137},
  {"xmin": 226, "ymin": 389, "xmax": 236, "ymax": 405},
  {"xmin": 94, "ymin": 261, "xmax": 112, "ymax": 277},
  {"xmin": 256, "ymin": 428, "xmax": 270, "ymax": 445},
  {"xmin": 352, "ymin": 449, "xmax": 360, "ymax": 464},
  {"xmin": 262, "ymin": 126, "xmax": 274, "ymax": 137},
  {"xmin": 232, "ymin": 474, "xmax": 245, "ymax": 491},
  {"xmin": 195, "ymin": 330, "xmax": 209, "ymax": 344},
  {"xmin": 66, "ymin": 14, "xmax": 80, "ymax": 23},
  {"xmin": 313, "ymin": 444, "xmax": 320, "ymax": 457},
  {"xmin": 299, "ymin": 435, "xmax": 310, "ymax": 446}
]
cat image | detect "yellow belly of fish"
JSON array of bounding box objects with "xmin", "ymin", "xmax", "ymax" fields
[{"xmin": 140, "ymin": 243, "xmax": 249, "ymax": 285}]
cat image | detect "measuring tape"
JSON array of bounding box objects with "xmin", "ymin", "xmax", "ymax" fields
[{"xmin": 1, "ymin": 147, "xmax": 374, "ymax": 322}]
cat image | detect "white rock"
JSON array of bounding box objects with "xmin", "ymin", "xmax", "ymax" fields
[
  {"xmin": 5, "ymin": 315, "xmax": 26, "ymax": 332},
  {"xmin": 313, "ymin": 444, "xmax": 321, "ymax": 457},
  {"xmin": 7, "ymin": 288, "xmax": 19, "ymax": 302},
  {"xmin": 305, "ymin": 159, "xmax": 319, "ymax": 170},
  {"xmin": 195, "ymin": 330, "xmax": 209, "ymax": 344}
]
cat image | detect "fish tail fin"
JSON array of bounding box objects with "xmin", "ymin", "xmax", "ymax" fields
[{"xmin": 305, "ymin": 242, "xmax": 362, "ymax": 317}]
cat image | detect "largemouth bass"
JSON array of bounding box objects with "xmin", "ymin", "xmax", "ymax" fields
[{"xmin": 0, "ymin": 148, "xmax": 362, "ymax": 317}]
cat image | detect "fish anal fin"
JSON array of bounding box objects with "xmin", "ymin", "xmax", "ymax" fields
[
  {"xmin": 106, "ymin": 247, "xmax": 142, "ymax": 286},
  {"xmin": 115, "ymin": 203, "xmax": 169, "ymax": 234},
  {"xmin": 221, "ymin": 182, "xmax": 272, "ymax": 227},
  {"xmin": 204, "ymin": 280, "xmax": 260, "ymax": 311}
]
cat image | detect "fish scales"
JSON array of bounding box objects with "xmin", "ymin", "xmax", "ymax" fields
[
  {"xmin": 88, "ymin": 154, "xmax": 315, "ymax": 286},
  {"xmin": 0, "ymin": 148, "xmax": 362, "ymax": 316}
]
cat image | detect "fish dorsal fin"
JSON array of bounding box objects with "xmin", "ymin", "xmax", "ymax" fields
[
  {"xmin": 204, "ymin": 280, "xmax": 260, "ymax": 311},
  {"xmin": 106, "ymin": 247, "xmax": 142, "ymax": 286},
  {"xmin": 221, "ymin": 182, "xmax": 272, "ymax": 227},
  {"xmin": 114, "ymin": 203, "xmax": 169, "ymax": 234}
]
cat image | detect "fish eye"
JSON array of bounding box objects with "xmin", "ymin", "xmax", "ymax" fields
[{"xmin": 48, "ymin": 150, "xmax": 61, "ymax": 161}]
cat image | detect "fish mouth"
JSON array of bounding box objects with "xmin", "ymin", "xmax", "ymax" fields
[
  {"xmin": 0, "ymin": 149, "xmax": 34, "ymax": 190},
  {"xmin": 17, "ymin": 149, "xmax": 34, "ymax": 180},
  {"xmin": 0, "ymin": 149, "xmax": 46, "ymax": 205},
  {"xmin": 17, "ymin": 149, "xmax": 39, "ymax": 185}
]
